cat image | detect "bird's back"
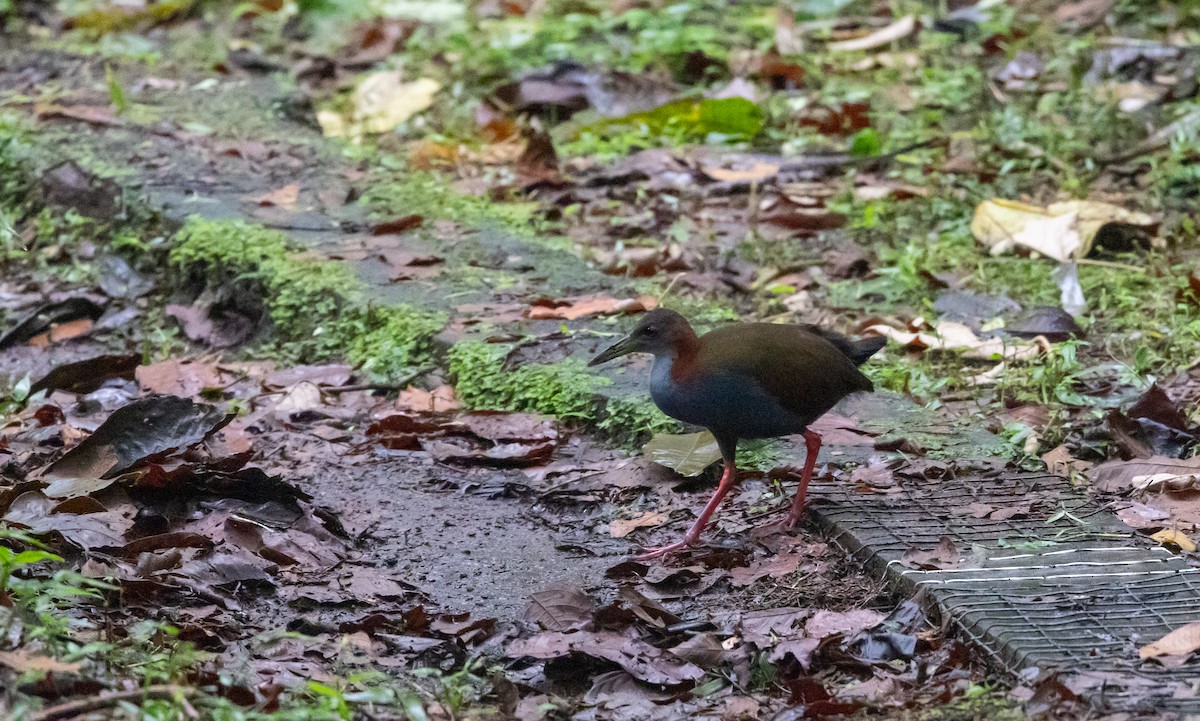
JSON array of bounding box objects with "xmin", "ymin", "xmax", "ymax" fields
[{"xmin": 695, "ymin": 323, "xmax": 879, "ymax": 428}]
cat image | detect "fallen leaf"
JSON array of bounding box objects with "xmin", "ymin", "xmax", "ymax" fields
[
  {"xmin": 1140, "ymin": 622, "xmax": 1200, "ymax": 662},
  {"xmin": 0, "ymin": 649, "xmax": 83, "ymax": 674},
  {"xmin": 1129, "ymin": 384, "xmax": 1191, "ymax": 433},
  {"xmin": 728, "ymin": 551, "xmax": 806, "ymax": 587},
  {"xmin": 395, "ymin": 385, "xmax": 459, "ymax": 413},
  {"xmin": 31, "ymin": 354, "xmax": 140, "ymax": 394},
  {"xmin": 805, "ymin": 609, "xmax": 885, "ymax": 639},
  {"xmin": 40, "ymin": 396, "xmax": 230, "ymax": 498},
  {"xmin": 828, "ymin": 16, "xmax": 917, "ymax": 52},
  {"xmin": 274, "ymin": 382, "xmax": 325, "ymax": 416},
  {"xmin": 865, "ymin": 320, "xmax": 1043, "ymax": 361},
  {"xmin": 1088, "ymin": 456, "xmax": 1200, "ymax": 494},
  {"xmin": 136, "ymin": 359, "xmax": 226, "ymax": 397},
  {"xmin": 610, "ymin": 511, "xmax": 671, "ymax": 539},
  {"xmin": 528, "ymin": 294, "xmax": 657, "ymax": 321},
  {"xmin": 250, "ymin": 183, "xmax": 300, "ymax": 210},
  {"xmin": 1150, "ymin": 529, "xmax": 1196, "ymax": 552},
  {"xmin": 737, "ymin": 607, "xmax": 809, "ymax": 647},
  {"xmin": 1115, "ymin": 501, "xmax": 1171, "ymax": 530},
  {"xmin": 1042, "ymin": 444, "xmax": 1094, "ymax": 477},
  {"xmin": 264, "ymin": 364, "xmax": 352, "ymax": 389},
  {"xmin": 166, "ymin": 301, "xmax": 256, "ymax": 349},
  {"xmin": 971, "ymin": 198, "xmax": 1156, "ymax": 262},
  {"xmin": 0, "ymin": 298, "xmax": 105, "ymax": 350},
  {"xmin": 4, "ymin": 491, "xmax": 127, "ymax": 550},
  {"xmin": 35, "ymin": 103, "xmax": 122, "ymax": 127},
  {"xmin": 372, "ymin": 215, "xmax": 424, "ymax": 235},
  {"xmin": 524, "ymin": 585, "xmax": 594, "ymax": 631},
  {"xmin": 506, "ymin": 630, "xmax": 704, "ymax": 686},
  {"xmin": 900, "ymin": 536, "xmax": 961, "ymax": 570},
  {"xmin": 319, "ymin": 73, "xmax": 440, "ymax": 139},
  {"xmin": 642, "ymin": 431, "xmax": 722, "ymax": 477}
]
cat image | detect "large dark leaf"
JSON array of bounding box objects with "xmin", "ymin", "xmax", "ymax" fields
[
  {"xmin": 41, "ymin": 396, "xmax": 231, "ymax": 498},
  {"xmin": 31, "ymin": 353, "xmax": 141, "ymax": 394},
  {"xmin": 523, "ymin": 585, "xmax": 595, "ymax": 632},
  {"xmin": 507, "ymin": 630, "xmax": 704, "ymax": 686}
]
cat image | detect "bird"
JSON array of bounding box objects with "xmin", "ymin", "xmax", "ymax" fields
[{"xmin": 589, "ymin": 308, "xmax": 885, "ymax": 560}]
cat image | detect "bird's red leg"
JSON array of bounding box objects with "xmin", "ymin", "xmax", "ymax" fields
[
  {"xmin": 635, "ymin": 460, "xmax": 738, "ymax": 561},
  {"xmin": 784, "ymin": 430, "xmax": 822, "ymax": 528}
]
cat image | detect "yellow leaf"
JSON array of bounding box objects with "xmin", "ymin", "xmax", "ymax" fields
[
  {"xmin": 1150, "ymin": 529, "xmax": 1196, "ymax": 552},
  {"xmin": 971, "ymin": 198, "xmax": 1157, "ymax": 262}
]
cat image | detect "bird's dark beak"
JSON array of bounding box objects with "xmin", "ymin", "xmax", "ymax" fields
[{"xmin": 588, "ymin": 336, "xmax": 634, "ymax": 366}]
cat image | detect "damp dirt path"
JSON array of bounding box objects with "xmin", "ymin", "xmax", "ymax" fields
[{"xmin": 303, "ymin": 454, "xmax": 618, "ymax": 622}]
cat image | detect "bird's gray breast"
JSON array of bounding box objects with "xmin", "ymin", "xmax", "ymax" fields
[{"xmin": 648, "ymin": 356, "xmax": 812, "ymax": 438}]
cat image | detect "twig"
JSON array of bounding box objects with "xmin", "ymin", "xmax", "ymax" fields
[
  {"xmin": 31, "ymin": 685, "xmax": 197, "ymax": 721},
  {"xmin": 1075, "ymin": 258, "xmax": 1146, "ymax": 272}
]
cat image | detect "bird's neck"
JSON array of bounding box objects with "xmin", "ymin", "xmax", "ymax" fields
[{"xmin": 660, "ymin": 331, "xmax": 700, "ymax": 384}]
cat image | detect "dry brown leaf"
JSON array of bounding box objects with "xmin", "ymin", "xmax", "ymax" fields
[
  {"xmin": 528, "ymin": 294, "xmax": 657, "ymax": 321},
  {"xmin": 250, "ymin": 183, "xmax": 300, "ymax": 210},
  {"xmin": 28, "ymin": 318, "xmax": 94, "ymax": 347},
  {"xmin": 35, "ymin": 103, "xmax": 122, "ymax": 126},
  {"xmin": 610, "ymin": 511, "xmax": 671, "ymax": 538},
  {"xmin": 1139, "ymin": 622, "xmax": 1200, "ymax": 661},
  {"xmin": 395, "ymin": 385, "xmax": 460, "ymax": 413},
  {"xmin": 0, "ymin": 649, "xmax": 83, "ymax": 674},
  {"xmin": 1088, "ymin": 456, "xmax": 1200, "ymax": 494}
]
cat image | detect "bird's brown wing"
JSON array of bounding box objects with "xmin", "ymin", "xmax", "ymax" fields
[{"xmin": 697, "ymin": 323, "xmax": 874, "ymax": 422}]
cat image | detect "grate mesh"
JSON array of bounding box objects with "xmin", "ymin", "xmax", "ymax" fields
[{"xmin": 799, "ymin": 465, "xmax": 1200, "ymax": 714}]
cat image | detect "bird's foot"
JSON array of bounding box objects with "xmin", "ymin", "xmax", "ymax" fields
[
  {"xmin": 757, "ymin": 509, "xmax": 806, "ymax": 536},
  {"xmin": 633, "ymin": 539, "xmax": 693, "ymax": 561}
]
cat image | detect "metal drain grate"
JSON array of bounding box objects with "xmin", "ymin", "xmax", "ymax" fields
[{"xmin": 802, "ymin": 466, "xmax": 1200, "ymax": 714}]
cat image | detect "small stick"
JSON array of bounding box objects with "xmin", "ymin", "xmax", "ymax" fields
[{"xmin": 31, "ymin": 685, "xmax": 197, "ymax": 721}]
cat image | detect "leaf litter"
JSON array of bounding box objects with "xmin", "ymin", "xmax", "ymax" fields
[{"xmin": 9, "ymin": 0, "xmax": 1200, "ymax": 717}]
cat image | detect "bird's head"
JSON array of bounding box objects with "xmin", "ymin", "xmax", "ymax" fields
[{"xmin": 588, "ymin": 308, "xmax": 696, "ymax": 366}]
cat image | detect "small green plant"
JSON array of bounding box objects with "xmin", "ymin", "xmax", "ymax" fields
[
  {"xmin": 0, "ymin": 529, "xmax": 109, "ymax": 652},
  {"xmin": 997, "ymin": 341, "xmax": 1090, "ymax": 407}
]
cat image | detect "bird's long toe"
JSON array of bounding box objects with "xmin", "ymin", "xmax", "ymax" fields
[{"xmin": 634, "ymin": 540, "xmax": 692, "ymax": 561}]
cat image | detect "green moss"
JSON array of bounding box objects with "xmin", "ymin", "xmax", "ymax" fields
[
  {"xmin": 360, "ymin": 170, "xmax": 534, "ymax": 228},
  {"xmin": 169, "ymin": 217, "xmax": 361, "ymax": 359},
  {"xmin": 0, "ymin": 113, "xmax": 34, "ymax": 214},
  {"xmin": 169, "ymin": 218, "xmax": 451, "ymax": 371},
  {"xmin": 347, "ymin": 305, "xmax": 447, "ymax": 382},
  {"xmin": 448, "ymin": 341, "xmax": 608, "ymax": 420},
  {"xmin": 597, "ymin": 395, "xmax": 681, "ymax": 441}
]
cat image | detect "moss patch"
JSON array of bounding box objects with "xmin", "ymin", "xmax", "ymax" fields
[
  {"xmin": 347, "ymin": 305, "xmax": 447, "ymax": 382},
  {"xmin": 597, "ymin": 394, "xmax": 682, "ymax": 441},
  {"xmin": 168, "ymin": 217, "xmax": 446, "ymax": 369},
  {"xmin": 448, "ymin": 340, "xmax": 608, "ymax": 421}
]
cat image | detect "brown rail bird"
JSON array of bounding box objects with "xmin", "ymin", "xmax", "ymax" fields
[{"xmin": 589, "ymin": 309, "xmax": 885, "ymax": 559}]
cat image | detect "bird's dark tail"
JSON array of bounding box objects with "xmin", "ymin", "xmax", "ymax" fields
[
  {"xmin": 846, "ymin": 336, "xmax": 886, "ymax": 366},
  {"xmin": 805, "ymin": 326, "xmax": 886, "ymax": 367}
]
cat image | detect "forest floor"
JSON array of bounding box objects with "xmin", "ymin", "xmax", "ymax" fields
[{"xmin": 1, "ymin": 1, "xmax": 1199, "ymax": 720}]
